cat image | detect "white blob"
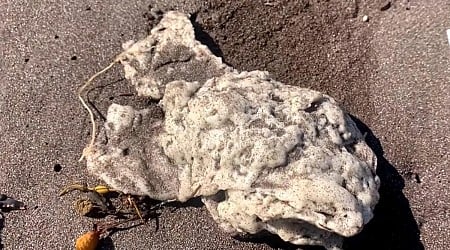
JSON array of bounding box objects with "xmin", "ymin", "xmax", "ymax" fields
[{"xmin": 85, "ymin": 11, "xmax": 380, "ymax": 250}]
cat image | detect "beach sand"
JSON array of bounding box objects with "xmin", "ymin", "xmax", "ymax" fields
[{"xmin": 0, "ymin": 1, "xmax": 448, "ymax": 249}]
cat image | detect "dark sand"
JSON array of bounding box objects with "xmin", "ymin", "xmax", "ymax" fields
[{"xmin": 0, "ymin": 1, "xmax": 448, "ymax": 249}]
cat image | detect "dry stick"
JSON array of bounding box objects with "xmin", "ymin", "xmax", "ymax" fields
[
  {"xmin": 77, "ymin": 56, "xmax": 123, "ymax": 161},
  {"xmin": 94, "ymin": 199, "xmax": 176, "ymax": 236},
  {"xmin": 96, "ymin": 215, "xmax": 139, "ymax": 235}
]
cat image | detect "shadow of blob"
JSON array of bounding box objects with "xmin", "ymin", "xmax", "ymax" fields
[
  {"xmin": 169, "ymin": 197, "xmax": 204, "ymax": 208},
  {"xmin": 343, "ymin": 115, "xmax": 424, "ymax": 250},
  {"xmin": 189, "ymin": 13, "xmax": 226, "ymax": 62}
]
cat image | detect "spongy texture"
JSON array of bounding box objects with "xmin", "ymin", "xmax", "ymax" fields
[
  {"xmin": 85, "ymin": 104, "xmax": 179, "ymax": 201},
  {"xmin": 159, "ymin": 71, "xmax": 379, "ymax": 249},
  {"xmin": 84, "ymin": 11, "xmax": 380, "ymax": 250},
  {"xmin": 119, "ymin": 11, "xmax": 232, "ymax": 99}
]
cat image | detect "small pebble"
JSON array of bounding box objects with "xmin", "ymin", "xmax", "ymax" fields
[
  {"xmin": 380, "ymin": 1, "xmax": 392, "ymax": 11},
  {"xmin": 362, "ymin": 15, "xmax": 369, "ymax": 22}
]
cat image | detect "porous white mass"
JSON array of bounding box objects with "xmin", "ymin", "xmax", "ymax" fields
[{"xmin": 84, "ymin": 11, "xmax": 380, "ymax": 250}]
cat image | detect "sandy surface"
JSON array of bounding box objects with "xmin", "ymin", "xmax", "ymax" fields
[{"xmin": 0, "ymin": 0, "xmax": 448, "ymax": 249}]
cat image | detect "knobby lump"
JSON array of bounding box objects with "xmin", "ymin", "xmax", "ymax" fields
[{"xmin": 81, "ymin": 11, "xmax": 380, "ymax": 250}]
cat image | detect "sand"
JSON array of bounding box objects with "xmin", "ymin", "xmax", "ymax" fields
[{"xmin": 0, "ymin": 0, "xmax": 448, "ymax": 249}]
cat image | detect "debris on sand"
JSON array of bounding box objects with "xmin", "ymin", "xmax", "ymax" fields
[
  {"xmin": 61, "ymin": 183, "xmax": 173, "ymax": 249},
  {"xmin": 77, "ymin": 11, "xmax": 380, "ymax": 250},
  {"xmin": 380, "ymin": 1, "xmax": 392, "ymax": 11},
  {"xmin": 362, "ymin": 15, "xmax": 369, "ymax": 22},
  {"xmin": 0, "ymin": 194, "xmax": 26, "ymax": 211}
]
